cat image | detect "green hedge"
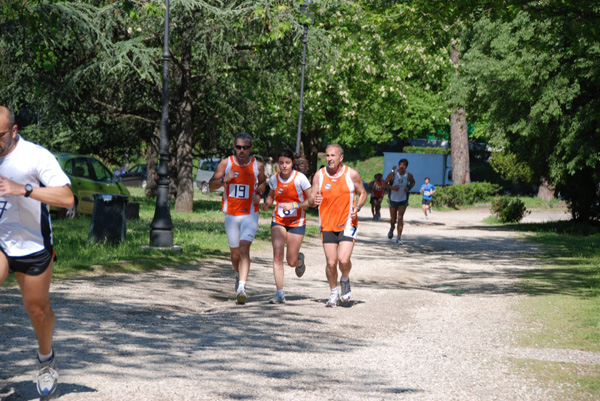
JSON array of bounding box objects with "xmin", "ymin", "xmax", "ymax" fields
[
  {"xmin": 434, "ymin": 182, "xmax": 499, "ymax": 208},
  {"xmin": 403, "ymin": 146, "xmax": 451, "ymax": 155}
]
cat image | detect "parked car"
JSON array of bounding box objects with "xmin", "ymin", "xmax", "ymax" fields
[
  {"xmin": 196, "ymin": 158, "xmax": 221, "ymax": 194},
  {"xmin": 120, "ymin": 164, "xmax": 147, "ymax": 188},
  {"xmin": 52, "ymin": 152, "xmax": 130, "ymax": 218}
]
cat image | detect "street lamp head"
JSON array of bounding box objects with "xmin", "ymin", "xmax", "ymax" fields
[{"xmin": 300, "ymin": 0, "xmax": 313, "ymax": 19}]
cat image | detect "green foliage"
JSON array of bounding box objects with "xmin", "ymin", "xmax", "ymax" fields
[
  {"xmin": 403, "ymin": 146, "xmax": 450, "ymax": 155},
  {"xmin": 490, "ymin": 196, "xmax": 527, "ymax": 223},
  {"xmin": 556, "ymin": 167, "xmax": 600, "ymax": 222},
  {"xmin": 343, "ymin": 156, "xmax": 384, "ymax": 182},
  {"xmin": 488, "ymin": 151, "xmax": 533, "ymax": 185},
  {"xmin": 452, "ymin": 7, "xmax": 600, "ymax": 220},
  {"xmin": 434, "ymin": 182, "xmax": 498, "ymax": 208}
]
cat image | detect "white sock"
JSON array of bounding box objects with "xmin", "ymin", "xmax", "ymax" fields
[
  {"xmin": 276, "ymin": 289, "xmax": 284, "ymax": 297},
  {"xmin": 38, "ymin": 349, "xmax": 53, "ymax": 362},
  {"xmin": 330, "ymin": 287, "xmax": 339, "ymax": 298},
  {"xmin": 237, "ymin": 280, "xmax": 246, "ymax": 292}
]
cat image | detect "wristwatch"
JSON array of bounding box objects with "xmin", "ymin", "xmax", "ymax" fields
[
  {"xmin": 220, "ymin": 177, "xmax": 225, "ymax": 184},
  {"xmin": 24, "ymin": 183, "xmax": 33, "ymax": 198}
]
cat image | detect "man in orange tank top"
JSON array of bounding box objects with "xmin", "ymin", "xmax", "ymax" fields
[
  {"xmin": 310, "ymin": 144, "xmax": 367, "ymax": 307},
  {"xmin": 209, "ymin": 133, "xmax": 267, "ymax": 304}
]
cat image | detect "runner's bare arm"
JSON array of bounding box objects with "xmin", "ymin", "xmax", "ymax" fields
[
  {"xmin": 281, "ymin": 187, "xmax": 313, "ymax": 211},
  {"xmin": 309, "ymin": 172, "xmax": 322, "ymax": 207},
  {"xmin": 253, "ymin": 162, "xmax": 266, "ymax": 204},
  {"xmin": 208, "ymin": 159, "xmax": 230, "ymax": 192},
  {"xmin": 350, "ymin": 169, "xmax": 368, "ymax": 218},
  {"xmin": 0, "ymin": 176, "xmax": 74, "ymax": 208},
  {"xmin": 260, "ymin": 188, "xmax": 275, "ymax": 211},
  {"xmin": 406, "ymin": 173, "xmax": 416, "ymax": 193},
  {"xmin": 382, "ymin": 172, "xmax": 394, "ymax": 190}
]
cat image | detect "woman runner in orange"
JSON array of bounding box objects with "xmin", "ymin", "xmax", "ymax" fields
[{"xmin": 261, "ymin": 149, "xmax": 312, "ymax": 304}]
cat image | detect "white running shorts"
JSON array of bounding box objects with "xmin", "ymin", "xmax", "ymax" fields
[{"xmin": 224, "ymin": 213, "xmax": 259, "ymax": 248}]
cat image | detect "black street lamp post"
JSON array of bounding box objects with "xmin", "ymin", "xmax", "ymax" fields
[
  {"xmin": 296, "ymin": 0, "xmax": 312, "ymax": 154},
  {"xmin": 150, "ymin": 0, "xmax": 175, "ymax": 247}
]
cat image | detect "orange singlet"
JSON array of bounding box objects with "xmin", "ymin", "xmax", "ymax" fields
[
  {"xmin": 270, "ymin": 171, "xmax": 311, "ymax": 227},
  {"xmin": 317, "ymin": 165, "xmax": 357, "ymax": 232},
  {"xmin": 222, "ymin": 156, "xmax": 259, "ymax": 215},
  {"xmin": 372, "ymin": 181, "xmax": 384, "ymax": 198}
]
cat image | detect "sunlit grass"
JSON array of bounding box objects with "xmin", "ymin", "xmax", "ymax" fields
[
  {"xmin": 0, "ymin": 193, "xmax": 320, "ymax": 285},
  {"xmin": 512, "ymin": 359, "xmax": 600, "ymax": 401},
  {"xmin": 505, "ymin": 221, "xmax": 600, "ymax": 398}
]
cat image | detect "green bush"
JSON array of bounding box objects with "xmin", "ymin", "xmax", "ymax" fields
[
  {"xmin": 434, "ymin": 182, "xmax": 499, "ymax": 208},
  {"xmin": 490, "ymin": 197, "xmax": 528, "ymax": 223},
  {"xmin": 403, "ymin": 146, "xmax": 450, "ymax": 155}
]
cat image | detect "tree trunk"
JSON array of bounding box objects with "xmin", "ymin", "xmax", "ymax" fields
[
  {"xmin": 145, "ymin": 126, "xmax": 160, "ymax": 197},
  {"xmin": 303, "ymin": 127, "xmax": 324, "ymax": 180},
  {"xmin": 537, "ymin": 178, "xmax": 555, "ymax": 202},
  {"xmin": 173, "ymin": 30, "xmax": 194, "ymax": 213},
  {"xmin": 449, "ymin": 42, "xmax": 470, "ymax": 185}
]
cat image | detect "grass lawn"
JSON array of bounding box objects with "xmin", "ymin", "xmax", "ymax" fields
[
  {"xmin": 506, "ymin": 220, "xmax": 600, "ymax": 400},
  {"xmin": 2, "ymin": 189, "xmax": 320, "ymax": 284}
]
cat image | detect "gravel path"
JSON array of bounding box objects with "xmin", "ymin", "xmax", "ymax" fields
[{"xmin": 2, "ymin": 205, "xmax": 597, "ymax": 400}]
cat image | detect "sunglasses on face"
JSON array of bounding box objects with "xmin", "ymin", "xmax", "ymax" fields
[
  {"xmin": 235, "ymin": 145, "xmax": 251, "ymax": 150},
  {"xmin": 0, "ymin": 126, "xmax": 15, "ymax": 137}
]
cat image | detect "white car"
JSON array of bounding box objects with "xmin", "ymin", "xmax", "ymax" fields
[{"xmin": 196, "ymin": 158, "xmax": 222, "ymax": 194}]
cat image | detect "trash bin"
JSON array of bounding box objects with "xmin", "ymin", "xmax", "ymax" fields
[{"xmin": 88, "ymin": 194, "xmax": 128, "ymax": 244}]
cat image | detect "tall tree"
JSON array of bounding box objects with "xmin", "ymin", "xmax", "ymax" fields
[{"xmin": 453, "ymin": 8, "xmax": 600, "ymax": 220}]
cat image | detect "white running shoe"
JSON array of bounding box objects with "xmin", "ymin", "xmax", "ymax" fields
[
  {"xmin": 236, "ymin": 289, "xmax": 248, "ymax": 305},
  {"xmin": 37, "ymin": 351, "xmax": 58, "ymax": 397},
  {"xmin": 269, "ymin": 294, "xmax": 286, "ymax": 304},
  {"xmin": 325, "ymin": 294, "xmax": 339, "ymax": 308}
]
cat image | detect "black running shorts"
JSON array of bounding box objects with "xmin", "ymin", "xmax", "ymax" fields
[
  {"xmin": 4, "ymin": 247, "xmax": 55, "ymax": 276},
  {"xmin": 321, "ymin": 231, "xmax": 355, "ymax": 244}
]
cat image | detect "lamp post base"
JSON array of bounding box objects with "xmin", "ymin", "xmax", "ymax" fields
[{"xmin": 149, "ymin": 230, "xmax": 179, "ymax": 249}]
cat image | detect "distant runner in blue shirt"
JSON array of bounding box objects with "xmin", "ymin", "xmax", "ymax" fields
[{"xmin": 419, "ymin": 177, "xmax": 436, "ymax": 219}]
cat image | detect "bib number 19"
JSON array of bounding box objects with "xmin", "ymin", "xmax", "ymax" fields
[{"xmin": 229, "ymin": 184, "xmax": 250, "ymax": 199}]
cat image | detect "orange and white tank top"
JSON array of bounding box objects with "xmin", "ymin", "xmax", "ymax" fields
[
  {"xmin": 372, "ymin": 181, "xmax": 384, "ymax": 197},
  {"xmin": 269, "ymin": 171, "xmax": 311, "ymax": 227},
  {"xmin": 317, "ymin": 166, "xmax": 357, "ymax": 232},
  {"xmin": 222, "ymin": 156, "xmax": 259, "ymax": 215}
]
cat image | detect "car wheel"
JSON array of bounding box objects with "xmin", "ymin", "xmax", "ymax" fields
[
  {"xmin": 201, "ymin": 182, "xmax": 209, "ymax": 194},
  {"xmin": 141, "ymin": 179, "xmax": 147, "ymax": 189}
]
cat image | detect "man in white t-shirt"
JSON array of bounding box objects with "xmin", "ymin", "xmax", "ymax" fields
[{"xmin": 0, "ymin": 106, "xmax": 75, "ymax": 397}]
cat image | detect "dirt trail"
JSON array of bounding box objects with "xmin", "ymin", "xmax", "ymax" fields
[{"xmin": 2, "ymin": 205, "xmax": 597, "ymax": 400}]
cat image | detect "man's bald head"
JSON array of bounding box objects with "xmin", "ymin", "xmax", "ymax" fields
[{"xmin": 0, "ymin": 106, "xmax": 15, "ymax": 130}]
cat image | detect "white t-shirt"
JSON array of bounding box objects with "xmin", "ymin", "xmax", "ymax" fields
[{"xmin": 0, "ymin": 136, "xmax": 71, "ymax": 257}]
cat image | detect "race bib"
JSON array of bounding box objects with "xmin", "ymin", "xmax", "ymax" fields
[
  {"xmin": 278, "ymin": 204, "xmax": 298, "ymax": 218},
  {"xmin": 343, "ymin": 224, "xmax": 358, "ymax": 239},
  {"xmin": 229, "ymin": 184, "xmax": 250, "ymax": 199},
  {"xmin": 424, "ymin": 191, "xmax": 431, "ymax": 196}
]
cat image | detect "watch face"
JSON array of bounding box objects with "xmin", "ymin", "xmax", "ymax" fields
[{"xmin": 25, "ymin": 184, "xmax": 32, "ymax": 191}]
